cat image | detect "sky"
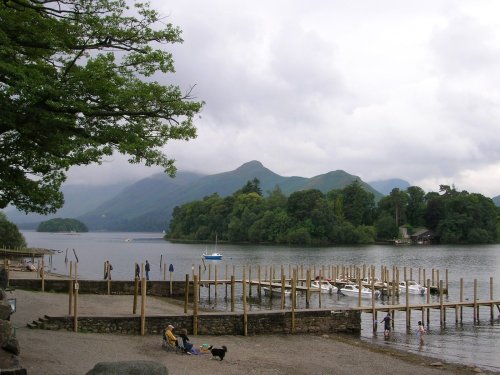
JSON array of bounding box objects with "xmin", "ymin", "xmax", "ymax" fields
[{"xmin": 67, "ymin": 0, "xmax": 500, "ymax": 197}]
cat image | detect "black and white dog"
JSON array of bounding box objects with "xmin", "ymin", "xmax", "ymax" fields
[{"xmin": 208, "ymin": 345, "xmax": 227, "ymax": 361}]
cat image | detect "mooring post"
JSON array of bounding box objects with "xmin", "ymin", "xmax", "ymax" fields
[
  {"xmin": 133, "ymin": 276, "xmax": 139, "ymax": 314},
  {"xmin": 215, "ymin": 264, "xmax": 218, "ymax": 299},
  {"xmin": 73, "ymin": 262, "xmax": 79, "ymax": 333},
  {"xmin": 371, "ymin": 278, "xmax": 376, "ymax": 332},
  {"xmin": 280, "ymin": 274, "xmax": 286, "ymax": 310},
  {"xmin": 439, "ymin": 279, "xmax": 444, "ymax": 326},
  {"xmin": 184, "ymin": 274, "xmax": 189, "ymax": 314},
  {"xmin": 243, "ymin": 267, "xmax": 248, "ymax": 336},
  {"xmin": 41, "ymin": 258, "xmax": 45, "ymax": 292},
  {"xmin": 306, "ymin": 269, "xmax": 310, "ymax": 307},
  {"xmin": 473, "ymin": 279, "xmax": 478, "ymax": 323},
  {"xmin": 291, "ymin": 269, "xmax": 297, "ymax": 333},
  {"xmin": 405, "ymin": 281, "xmax": 410, "ymax": 329},
  {"xmin": 193, "ymin": 275, "xmax": 198, "ymax": 335},
  {"xmin": 230, "ymin": 275, "xmax": 235, "ymax": 312},
  {"xmin": 140, "ymin": 276, "xmax": 146, "ymax": 336},
  {"xmin": 68, "ymin": 261, "xmax": 73, "ymax": 315},
  {"xmin": 258, "ymin": 265, "xmax": 261, "ymax": 297},
  {"xmin": 460, "ymin": 278, "xmax": 464, "ymax": 322},
  {"xmin": 490, "ymin": 277, "xmax": 494, "ymax": 322}
]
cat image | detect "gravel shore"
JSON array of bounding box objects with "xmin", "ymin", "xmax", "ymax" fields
[{"xmin": 8, "ymin": 286, "xmax": 493, "ymax": 375}]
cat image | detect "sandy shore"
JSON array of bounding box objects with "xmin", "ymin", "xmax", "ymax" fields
[{"xmin": 6, "ymin": 286, "xmax": 494, "ymax": 375}]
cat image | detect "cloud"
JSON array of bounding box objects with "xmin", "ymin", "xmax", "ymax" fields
[{"xmin": 65, "ymin": 0, "xmax": 500, "ymax": 198}]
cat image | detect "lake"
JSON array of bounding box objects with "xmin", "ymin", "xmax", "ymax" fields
[{"xmin": 21, "ymin": 230, "xmax": 500, "ymax": 372}]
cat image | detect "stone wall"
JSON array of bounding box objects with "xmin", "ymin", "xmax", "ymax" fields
[
  {"xmin": 9, "ymin": 279, "xmax": 189, "ymax": 297},
  {"xmin": 32, "ymin": 309, "xmax": 360, "ymax": 336}
]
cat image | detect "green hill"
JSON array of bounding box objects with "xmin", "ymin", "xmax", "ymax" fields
[
  {"xmin": 78, "ymin": 161, "xmax": 383, "ymax": 231},
  {"xmin": 493, "ymin": 195, "xmax": 500, "ymax": 206}
]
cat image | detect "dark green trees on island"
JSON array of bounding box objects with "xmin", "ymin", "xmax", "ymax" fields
[
  {"xmin": 37, "ymin": 218, "xmax": 88, "ymax": 233},
  {"xmin": 167, "ymin": 180, "xmax": 500, "ymax": 245}
]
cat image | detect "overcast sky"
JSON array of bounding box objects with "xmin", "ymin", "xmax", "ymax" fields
[{"xmin": 67, "ymin": 0, "xmax": 500, "ymax": 197}]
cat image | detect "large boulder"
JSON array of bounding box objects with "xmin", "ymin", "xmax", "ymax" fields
[{"xmin": 86, "ymin": 361, "xmax": 168, "ymax": 375}]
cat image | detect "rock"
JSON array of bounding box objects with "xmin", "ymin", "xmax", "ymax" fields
[
  {"xmin": 0, "ymin": 320, "xmax": 13, "ymax": 347},
  {"xmin": 429, "ymin": 362, "xmax": 444, "ymax": 367},
  {"xmin": 0, "ymin": 301, "xmax": 11, "ymax": 320},
  {"xmin": 0, "ymin": 350, "xmax": 26, "ymax": 375},
  {"xmin": 0, "ymin": 268, "xmax": 7, "ymax": 290},
  {"xmin": 473, "ymin": 368, "xmax": 483, "ymax": 373},
  {"xmin": 0, "ymin": 288, "xmax": 6, "ymax": 301},
  {"xmin": 2, "ymin": 337, "xmax": 20, "ymax": 356},
  {"xmin": 86, "ymin": 360, "xmax": 168, "ymax": 375}
]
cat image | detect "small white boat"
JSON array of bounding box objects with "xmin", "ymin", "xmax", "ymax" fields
[
  {"xmin": 399, "ymin": 280, "xmax": 427, "ymax": 295},
  {"xmin": 202, "ymin": 234, "xmax": 223, "ymax": 260},
  {"xmin": 361, "ymin": 277, "xmax": 387, "ymax": 288},
  {"xmin": 262, "ymin": 286, "xmax": 294, "ymax": 297},
  {"xmin": 340, "ymin": 283, "xmax": 380, "ymax": 299},
  {"xmin": 202, "ymin": 251, "xmax": 222, "ymax": 260},
  {"xmin": 311, "ymin": 280, "xmax": 337, "ymax": 294}
]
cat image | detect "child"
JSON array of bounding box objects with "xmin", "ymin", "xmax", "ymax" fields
[{"xmin": 417, "ymin": 321, "xmax": 425, "ymax": 344}]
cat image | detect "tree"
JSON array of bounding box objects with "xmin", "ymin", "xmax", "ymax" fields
[
  {"xmin": 0, "ymin": 212, "xmax": 26, "ymax": 248},
  {"xmin": 37, "ymin": 218, "xmax": 88, "ymax": 232},
  {"xmin": 0, "ymin": 0, "xmax": 203, "ymax": 214}
]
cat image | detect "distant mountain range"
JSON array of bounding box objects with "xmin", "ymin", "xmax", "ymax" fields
[{"xmin": 6, "ymin": 160, "xmax": 496, "ymax": 232}]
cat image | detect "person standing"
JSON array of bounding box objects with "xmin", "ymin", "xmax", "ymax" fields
[
  {"xmin": 381, "ymin": 312, "xmax": 391, "ymax": 337},
  {"xmin": 135, "ymin": 263, "xmax": 140, "ymax": 279},
  {"xmin": 417, "ymin": 321, "xmax": 425, "ymax": 345},
  {"xmin": 145, "ymin": 260, "xmax": 150, "ymax": 280},
  {"xmin": 104, "ymin": 260, "xmax": 112, "ymax": 280}
]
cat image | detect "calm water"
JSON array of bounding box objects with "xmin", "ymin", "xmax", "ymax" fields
[{"xmin": 21, "ymin": 230, "xmax": 500, "ymax": 372}]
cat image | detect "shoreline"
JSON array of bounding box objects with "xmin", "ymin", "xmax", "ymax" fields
[{"xmin": 7, "ymin": 289, "xmax": 496, "ymax": 375}]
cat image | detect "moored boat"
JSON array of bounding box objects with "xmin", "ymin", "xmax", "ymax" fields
[
  {"xmin": 262, "ymin": 286, "xmax": 294, "ymax": 297},
  {"xmin": 399, "ymin": 280, "xmax": 427, "ymax": 295},
  {"xmin": 340, "ymin": 283, "xmax": 380, "ymax": 298},
  {"xmin": 202, "ymin": 251, "xmax": 223, "ymax": 260},
  {"xmin": 311, "ymin": 280, "xmax": 337, "ymax": 294}
]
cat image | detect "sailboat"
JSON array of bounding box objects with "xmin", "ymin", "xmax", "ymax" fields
[{"xmin": 202, "ymin": 234, "xmax": 223, "ymax": 260}]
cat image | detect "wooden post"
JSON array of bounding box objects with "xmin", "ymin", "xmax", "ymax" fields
[
  {"xmin": 41, "ymin": 258, "xmax": 45, "ymax": 292},
  {"xmin": 426, "ymin": 278, "xmax": 431, "ymax": 326},
  {"xmin": 318, "ymin": 269, "xmax": 322, "ymax": 308},
  {"xmin": 358, "ymin": 278, "xmax": 362, "ymax": 307},
  {"xmin": 193, "ymin": 275, "xmax": 198, "ymax": 335},
  {"xmin": 208, "ymin": 264, "xmax": 212, "ymax": 298},
  {"xmin": 169, "ymin": 266, "xmax": 173, "ymax": 296},
  {"xmin": 243, "ymin": 267, "xmax": 248, "ymax": 336},
  {"xmin": 163, "ymin": 263, "xmax": 166, "ymax": 281},
  {"xmin": 418, "ymin": 267, "xmax": 421, "ymax": 284},
  {"xmin": 439, "ymin": 279, "xmax": 444, "ymax": 326},
  {"xmin": 445, "ymin": 269, "xmax": 449, "ymax": 293},
  {"xmin": 291, "ymin": 269, "xmax": 296, "ymax": 333},
  {"xmin": 432, "ymin": 268, "xmax": 435, "ymax": 287},
  {"xmin": 107, "ymin": 278, "xmax": 111, "ymax": 295},
  {"xmin": 473, "ymin": 279, "xmax": 478, "ymax": 323},
  {"xmin": 490, "ymin": 277, "xmax": 494, "ymax": 322},
  {"xmin": 405, "ymin": 281, "xmax": 410, "ymax": 329},
  {"xmin": 184, "ymin": 274, "xmax": 189, "ymax": 314},
  {"xmin": 258, "ymin": 265, "xmax": 261, "ymax": 297},
  {"xmin": 68, "ymin": 261, "xmax": 73, "ymax": 315},
  {"xmin": 460, "ymin": 278, "xmax": 463, "ymax": 322},
  {"xmin": 230, "ymin": 275, "xmax": 235, "ymax": 312},
  {"xmin": 73, "ymin": 262, "xmax": 78, "ymax": 332},
  {"xmin": 133, "ymin": 277, "xmax": 139, "ymax": 314},
  {"xmin": 280, "ymin": 274, "xmax": 286, "ymax": 310},
  {"xmin": 140, "ymin": 277, "xmax": 146, "ymax": 335},
  {"xmin": 225, "ymin": 264, "xmax": 228, "ymax": 298},
  {"xmin": 215, "ymin": 265, "xmax": 218, "ymax": 299},
  {"xmin": 306, "ymin": 269, "xmax": 310, "ymax": 307},
  {"xmin": 5, "ymin": 260, "xmax": 9, "ymax": 287},
  {"xmin": 198, "ymin": 265, "xmax": 202, "ymax": 300},
  {"xmin": 371, "ymin": 278, "xmax": 376, "ymax": 332},
  {"xmin": 248, "ymin": 265, "xmax": 251, "ymax": 297}
]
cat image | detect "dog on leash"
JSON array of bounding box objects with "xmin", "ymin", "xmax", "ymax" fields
[{"xmin": 208, "ymin": 345, "xmax": 227, "ymax": 361}]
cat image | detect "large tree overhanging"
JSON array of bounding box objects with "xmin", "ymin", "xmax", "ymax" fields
[{"xmin": 0, "ymin": 0, "xmax": 203, "ymax": 214}]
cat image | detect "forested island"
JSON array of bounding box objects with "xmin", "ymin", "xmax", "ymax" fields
[
  {"xmin": 37, "ymin": 218, "xmax": 88, "ymax": 233},
  {"xmin": 166, "ymin": 179, "xmax": 499, "ymax": 245}
]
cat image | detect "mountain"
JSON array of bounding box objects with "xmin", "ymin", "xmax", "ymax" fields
[
  {"xmin": 4, "ymin": 183, "xmax": 126, "ymax": 228},
  {"xmin": 78, "ymin": 161, "xmax": 383, "ymax": 231},
  {"xmin": 5, "ymin": 160, "xmax": 384, "ymax": 232},
  {"xmin": 367, "ymin": 178, "xmax": 411, "ymax": 195},
  {"xmin": 493, "ymin": 195, "xmax": 500, "ymax": 207}
]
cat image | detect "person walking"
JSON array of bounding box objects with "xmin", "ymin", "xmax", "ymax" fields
[
  {"xmin": 145, "ymin": 260, "xmax": 150, "ymax": 280},
  {"xmin": 104, "ymin": 260, "xmax": 113, "ymax": 280},
  {"xmin": 417, "ymin": 321, "xmax": 425, "ymax": 345},
  {"xmin": 381, "ymin": 312, "xmax": 391, "ymax": 337},
  {"xmin": 135, "ymin": 263, "xmax": 140, "ymax": 279}
]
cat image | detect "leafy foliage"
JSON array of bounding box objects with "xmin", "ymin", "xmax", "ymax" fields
[
  {"xmin": 0, "ymin": 0, "xmax": 203, "ymax": 214},
  {"xmin": 0, "ymin": 211, "xmax": 26, "ymax": 248},
  {"xmin": 37, "ymin": 218, "xmax": 88, "ymax": 232},
  {"xmin": 167, "ymin": 180, "xmax": 500, "ymax": 245}
]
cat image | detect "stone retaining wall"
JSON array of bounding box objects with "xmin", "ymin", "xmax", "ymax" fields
[
  {"xmin": 33, "ymin": 309, "xmax": 360, "ymax": 336},
  {"xmin": 9, "ymin": 279, "xmax": 188, "ymax": 297}
]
